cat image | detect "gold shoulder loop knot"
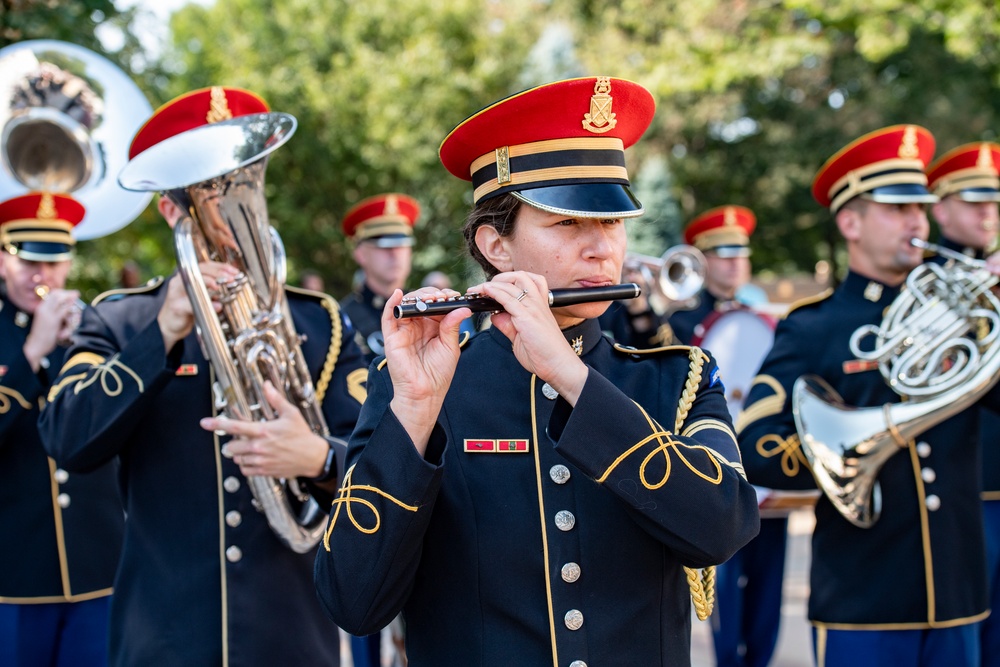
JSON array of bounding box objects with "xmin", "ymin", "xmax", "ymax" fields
[
  {"xmin": 756, "ymin": 433, "xmax": 810, "ymax": 477},
  {"xmin": 0, "ymin": 386, "xmax": 33, "ymax": 414},
  {"xmin": 322, "ymin": 465, "xmax": 419, "ymax": 551},
  {"xmin": 74, "ymin": 355, "xmax": 144, "ymax": 397}
]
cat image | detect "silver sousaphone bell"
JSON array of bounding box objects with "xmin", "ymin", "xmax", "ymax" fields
[{"xmin": 0, "ymin": 40, "xmax": 152, "ymax": 238}]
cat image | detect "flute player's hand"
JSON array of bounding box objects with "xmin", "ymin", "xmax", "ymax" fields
[{"xmin": 382, "ymin": 287, "xmax": 471, "ymax": 456}]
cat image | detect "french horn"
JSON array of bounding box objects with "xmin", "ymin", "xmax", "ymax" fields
[
  {"xmin": 0, "ymin": 40, "xmax": 152, "ymax": 238},
  {"xmin": 119, "ymin": 111, "xmax": 338, "ymax": 553},
  {"xmin": 794, "ymin": 238, "xmax": 1000, "ymax": 528}
]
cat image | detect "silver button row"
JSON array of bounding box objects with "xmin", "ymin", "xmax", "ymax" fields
[
  {"xmin": 569, "ymin": 662, "xmax": 588, "ymax": 667},
  {"xmin": 550, "ymin": 464, "xmax": 571, "ymax": 485},
  {"xmin": 555, "ymin": 510, "xmax": 576, "ymax": 532},
  {"xmin": 925, "ymin": 494, "xmax": 941, "ymax": 511},
  {"xmin": 226, "ymin": 545, "xmax": 242, "ymax": 562},
  {"xmin": 54, "ymin": 468, "xmax": 69, "ymax": 484},
  {"xmin": 225, "ymin": 511, "xmax": 242, "ymax": 528},
  {"xmin": 561, "ymin": 562, "xmax": 581, "ymax": 583},
  {"xmin": 223, "ymin": 476, "xmax": 241, "ymax": 493},
  {"xmin": 916, "ymin": 441, "xmax": 931, "ymax": 458},
  {"xmin": 564, "ymin": 609, "xmax": 583, "ymax": 630},
  {"xmin": 57, "ymin": 493, "xmax": 71, "ymax": 508}
]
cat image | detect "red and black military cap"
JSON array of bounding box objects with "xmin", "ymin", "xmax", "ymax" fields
[
  {"xmin": 0, "ymin": 192, "xmax": 84, "ymax": 262},
  {"xmin": 341, "ymin": 193, "xmax": 420, "ymax": 248},
  {"xmin": 812, "ymin": 125, "xmax": 938, "ymax": 213},
  {"xmin": 926, "ymin": 142, "xmax": 1000, "ymax": 203},
  {"xmin": 128, "ymin": 86, "xmax": 269, "ymax": 160},
  {"xmin": 683, "ymin": 206, "xmax": 756, "ymax": 258},
  {"xmin": 439, "ymin": 76, "xmax": 656, "ymax": 218}
]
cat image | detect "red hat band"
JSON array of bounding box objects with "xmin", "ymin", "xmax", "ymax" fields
[{"xmin": 926, "ymin": 142, "xmax": 1000, "ymax": 202}]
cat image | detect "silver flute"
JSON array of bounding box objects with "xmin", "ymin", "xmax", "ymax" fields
[{"xmin": 393, "ymin": 283, "xmax": 641, "ymax": 319}]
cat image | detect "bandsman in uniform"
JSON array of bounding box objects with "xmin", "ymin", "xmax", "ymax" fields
[
  {"xmin": 315, "ymin": 76, "xmax": 760, "ymax": 666},
  {"xmin": 340, "ymin": 193, "xmax": 419, "ymax": 362},
  {"xmin": 668, "ymin": 205, "xmax": 755, "ymax": 344},
  {"xmin": 926, "ymin": 141, "xmax": 1000, "ymax": 666},
  {"xmin": 0, "ymin": 193, "xmax": 123, "ymax": 666},
  {"xmin": 37, "ymin": 87, "xmax": 366, "ymax": 667},
  {"xmin": 737, "ymin": 125, "xmax": 1000, "ymax": 666},
  {"xmin": 669, "ymin": 205, "xmax": 787, "ymax": 667}
]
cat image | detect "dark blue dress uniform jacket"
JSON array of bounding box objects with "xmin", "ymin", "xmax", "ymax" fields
[
  {"xmin": 341, "ymin": 282, "xmax": 386, "ymax": 363},
  {"xmin": 37, "ymin": 279, "xmax": 367, "ymax": 667},
  {"xmin": 736, "ymin": 270, "xmax": 999, "ymax": 628},
  {"xmin": 0, "ymin": 293, "xmax": 122, "ymax": 603},
  {"xmin": 666, "ymin": 287, "xmax": 719, "ymax": 346},
  {"xmin": 315, "ymin": 318, "xmax": 760, "ymax": 667}
]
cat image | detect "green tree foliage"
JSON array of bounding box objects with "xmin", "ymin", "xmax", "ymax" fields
[
  {"xmin": 5, "ymin": 0, "xmax": 1000, "ymax": 298},
  {"xmin": 156, "ymin": 0, "xmax": 544, "ymax": 297}
]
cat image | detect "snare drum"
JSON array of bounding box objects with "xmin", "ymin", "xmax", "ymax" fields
[{"xmin": 692, "ymin": 308, "xmax": 776, "ymax": 421}]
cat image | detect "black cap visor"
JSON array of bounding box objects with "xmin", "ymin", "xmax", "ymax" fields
[
  {"xmin": 6, "ymin": 241, "xmax": 73, "ymax": 262},
  {"xmin": 955, "ymin": 187, "xmax": 1000, "ymax": 203},
  {"xmin": 511, "ymin": 182, "xmax": 644, "ymax": 219},
  {"xmin": 365, "ymin": 234, "xmax": 415, "ymax": 249},
  {"xmin": 860, "ymin": 183, "xmax": 938, "ymax": 205}
]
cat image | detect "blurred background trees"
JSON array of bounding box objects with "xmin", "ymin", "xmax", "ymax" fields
[{"xmin": 2, "ymin": 0, "xmax": 999, "ymax": 300}]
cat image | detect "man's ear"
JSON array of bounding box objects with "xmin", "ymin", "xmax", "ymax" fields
[
  {"xmin": 157, "ymin": 196, "xmax": 181, "ymax": 229},
  {"xmin": 836, "ymin": 206, "xmax": 861, "ymax": 242},
  {"xmin": 475, "ymin": 225, "xmax": 513, "ymax": 273}
]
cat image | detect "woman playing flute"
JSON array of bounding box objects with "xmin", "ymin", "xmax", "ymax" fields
[{"xmin": 315, "ymin": 76, "xmax": 760, "ymax": 667}]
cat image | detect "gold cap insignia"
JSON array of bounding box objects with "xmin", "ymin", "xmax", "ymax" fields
[
  {"xmin": 495, "ymin": 146, "xmax": 511, "ymax": 185},
  {"xmin": 847, "ymin": 169, "xmax": 860, "ymax": 194},
  {"xmin": 37, "ymin": 192, "xmax": 56, "ymax": 219},
  {"xmin": 898, "ymin": 126, "xmax": 919, "ymax": 159},
  {"xmin": 978, "ymin": 144, "xmax": 995, "ymax": 169},
  {"xmin": 384, "ymin": 194, "xmax": 399, "ymax": 216},
  {"xmin": 582, "ymin": 77, "xmax": 617, "ymax": 134},
  {"xmin": 724, "ymin": 206, "xmax": 736, "ymax": 226},
  {"xmin": 206, "ymin": 86, "xmax": 234, "ymax": 124}
]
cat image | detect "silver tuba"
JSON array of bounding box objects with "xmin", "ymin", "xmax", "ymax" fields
[
  {"xmin": 0, "ymin": 40, "xmax": 152, "ymax": 238},
  {"xmin": 794, "ymin": 238, "xmax": 1000, "ymax": 528},
  {"xmin": 119, "ymin": 111, "xmax": 338, "ymax": 553},
  {"xmin": 624, "ymin": 244, "xmax": 706, "ymax": 315}
]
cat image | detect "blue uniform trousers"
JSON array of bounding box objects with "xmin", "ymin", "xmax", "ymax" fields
[
  {"xmin": 982, "ymin": 499, "xmax": 1000, "ymax": 667},
  {"xmin": 814, "ymin": 625, "xmax": 979, "ymax": 667},
  {"xmin": 0, "ymin": 597, "xmax": 110, "ymax": 667},
  {"xmin": 712, "ymin": 516, "xmax": 788, "ymax": 667},
  {"xmin": 351, "ymin": 632, "xmax": 381, "ymax": 667}
]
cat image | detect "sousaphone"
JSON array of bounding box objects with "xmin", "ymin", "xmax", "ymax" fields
[{"xmin": 0, "ymin": 40, "xmax": 152, "ymax": 237}]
